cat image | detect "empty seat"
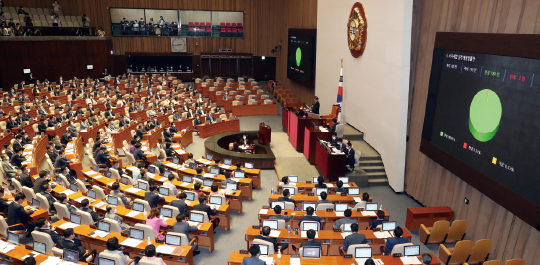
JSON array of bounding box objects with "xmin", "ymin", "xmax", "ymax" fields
[
  {"xmin": 438, "ymin": 240, "xmax": 474, "ymax": 265},
  {"xmin": 67, "ymin": 22, "xmax": 74, "ymax": 27},
  {"xmin": 420, "ymin": 220, "xmax": 450, "ymax": 245}
]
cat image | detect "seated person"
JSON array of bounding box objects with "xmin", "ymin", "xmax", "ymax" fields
[
  {"xmin": 7, "ymin": 193, "xmax": 36, "ymax": 236},
  {"xmin": 277, "ymin": 189, "xmax": 295, "ymax": 207},
  {"xmin": 193, "ymin": 182, "xmax": 204, "ymax": 198},
  {"xmin": 234, "ymin": 162, "xmax": 244, "ymax": 172},
  {"xmin": 109, "ymin": 182, "xmax": 132, "ymax": 205},
  {"xmin": 103, "ymin": 237, "xmax": 140, "ymax": 265},
  {"xmin": 292, "ymin": 229, "xmax": 320, "ymax": 252},
  {"xmin": 35, "ymin": 217, "xmax": 62, "ymax": 244},
  {"xmin": 194, "ymin": 167, "xmax": 205, "ymax": 180},
  {"xmin": 422, "ymin": 253, "xmax": 432, "ymax": 265},
  {"xmin": 368, "ymin": 210, "xmax": 387, "ymax": 230},
  {"xmin": 269, "ymin": 205, "xmax": 295, "ymax": 222},
  {"xmin": 352, "ymin": 192, "xmax": 371, "ymax": 210},
  {"xmin": 145, "ymin": 208, "xmax": 168, "ymax": 240},
  {"xmin": 57, "ymin": 228, "xmax": 97, "ymax": 262},
  {"xmin": 173, "ymin": 213, "xmax": 200, "ymax": 255},
  {"xmin": 140, "ymin": 244, "xmax": 166, "ymax": 265},
  {"xmin": 255, "ymin": 226, "xmax": 288, "ymax": 252},
  {"xmin": 183, "ymin": 153, "xmax": 196, "ymax": 167},
  {"xmin": 57, "ymin": 193, "xmax": 77, "ymax": 214},
  {"xmin": 192, "ymin": 195, "xmax": 220, "ymax": 229},
  {"xmin": 241, "ymin": 245, "xmax": 265, "ymax": 265},
  {"xmin": 23, "ymin": 257, "xmax": 36, "ymax": 265},
  {"xmin": 171, "ymin": 193, "xmax": 188, "ymax": 215},
  {"xmin": 298, "ymin": 206, "xmax": 320, "ymax": 227},
  {"xmin": 164, "ymin": 142, "xmax": 175, "ymax": 158},
  {"xmin": 333, "ymin": 209, "xmax": 357, "ymax": 229},
  {"xmin": 105, "ymin": 206, "xmax": 130, "ymax": 230},
  {"xmin": 335, "ymin": 180, "xmax": 347, "ymax": 194},
  {"xmin": 382, "ymin": 226, "xmax": 410, "ymax": 255},
  {"xmin": 80, "ymin": 199, "xmax": 101, "ymax": 222},
  {"xmin": 209, "ymin": 184, "xmax": 224, "ymax": 196},
  {"xmin": 341, "ymin": 223, "xmax": 366, "ymax": 254},
  {"xmin": 144, "ymin": 185, "xmax": 165, "ymax": 208},
  {"xmin": 316, "ymin": 191, "xmax": 333, "ymax": 207},
  {"xmin": 281, "ymin": 176, "xmax": 292, "ymax": 186},
  {"xmin": 163, "ymin": 174, "xmax": 179, "ymax": 196},
  {"xmin": 315, "ymin": 176, "xmax": 327, "ymax": 188}
]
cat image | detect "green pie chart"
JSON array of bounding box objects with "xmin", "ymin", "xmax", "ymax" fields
[
  {"xmin": 469, "ymin": 89, "xmax": 502, "ymax": 142},
  {"xmin": 296, "ymin": 47, "xmax": 301, "ymax": 67}
]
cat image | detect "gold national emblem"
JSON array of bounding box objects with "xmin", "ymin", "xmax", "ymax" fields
[{"xmin": 347, "ymin": 2, "xmax": 368, "ymax": 58}]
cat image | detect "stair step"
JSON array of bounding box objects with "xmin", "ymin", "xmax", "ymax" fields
[
  {"xmin": 368, "ymin": 178, "xmax": 389, "ymax": 186},
  {"xmin": 361, "ymin": 166, "xmax": 386, "ymax": 173},
  {"xmin": 359, "ymin": 156, "xmax": 382, "ymax": 161},
  {"xmin": 358, "ymin": 160, "xmax": 383, "ymax": 167}
]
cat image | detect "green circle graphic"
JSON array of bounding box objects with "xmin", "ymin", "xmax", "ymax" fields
[
  {"xmin": 296, "ymin": 47, "xmax": 302, "ymax": 67},
  {"xmin": 469, "ymin": 89, "xmax": 502, "ymax": 142}
]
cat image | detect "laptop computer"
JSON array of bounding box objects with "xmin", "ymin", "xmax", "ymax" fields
[
  {"xmin": 271, "ymin": 201, "xmax": 285, "ymax": 210},
  {"xmin": 348, "ymin": 188, "xmax": 360, "ymax": 196},
  {"xmin": 70, "ymin": 183, "xmax": 78, "ymax": 192},
  {"xmin": 189, "ymin": 212, "xmax": 204, "ymax": 223},
  {"xmin": 7, "ymin": 232, "xmax": 19, "ymax": 245},
  {"xmin": 302, "ymin": 247, "xmax": 321, "ymax": 258},
  {"xmin": 188, "ymin": 163, "xmax": 197, "ymax": 170},
  {"xmin": 226, "ymin": 183, "xmax": 237, "ymax": 191},
  {"xmin": 120, "ymin": 176, "xmax": 130, "ymax": 185},
  {"xmin": 234, "ymin": 171, "xmax": 245, "ymax": 179},
  {"xmin": 262, "ymin": 220, "xmax": 278, "ymax": 230},
  {"xmin": 244, "ymin": 162, "xmax": 254, "ymax": 169},
  {"xmin": 130, "ymin": 228, "xmax": 144, "ymax": 240},
  {"xmin": 158, "ymin": 187, "xmax": 169, "ymax": 196},
  {"xmin": 315, "ymin": 188, "xmax": 327, "ymax": 196},
  {"xmin": 63, "ymin": 249, "xmax": 79, "ymax": 263},
  {"xmin": 203, "ymin": 179, "xmax": 214, "ymax": 187},
  {"xmin": 288, "ymin": 176, "xmax": 299, "ymax": 183},
  {"xmin": 404, "ymin": 245, "xmax": 421, "ymax": 256},
  {"xmin": 301, "ymin": 222, "xmax": 319, "ymax": 231},
  {"xmin": 165, "ymin": 234, "xmax": 181, "ymax": 246},
  {"xmin": 283, "ymin": 187, "xmax": 296, "ymax": 195},
  {"xmin": 107, "ymin": 196, "xmax": 119, "ymax": 206},
  {"xmin": 312, "ymin": 176, "xmax": 319, "ymax": 183},
  {"xmin": 164, "ymin": 171, "xmax": 171, "ymax": 178},
  {"xmin": 87, "ymin": 189, "xmax": 96, "ymax": 199},
  {"xmin": 97, "ymin": 221, "xmax": 111, "ymax": 232},
  {"xmin": 206, "ymin": 154, "xmax": 213, "ymax": 161},
  {"xmin": 365, "ymin": 203, "xmax": 378, "ymax": 211},
  {"xmin": 210, "ymin": 167, "xmax": 220, "ymax": 174},
  {"xmin": 148, "ymin": 166, "xmax": 156, "ymax": 174},
  {"xmin": 382, "ymin": 221, "xmax": 396, "ymax": 231},
  {"xmin": 70, "ymin": 213, "xmax": 82, "ymax": 225},
  {"xmin": 185, "ymin": 192, "xmax": 195, "ymax": 201},
  {"xmin": 342, "ymin": 223, "xmax": 355, "ymax": 232},
  {"xmin": 224, "ymin": 158, "xmax": 232, "ymax": 165},
  {"xmin": 182, "ymin": 175, "xmax": 193, "ymax": 183},
  {"xmin": 338, "ymin": 177, "xmax": 349, "ymax": 184},
  {"xmin": 172, "ymin": 157, "xmax": 180, "ymax": 164},
  {"xmin": 160, "ymin": 208, "xmax": 173, "ymax": 218},
  {"xmin": 355, "ymin": 246, "xmax": 372, "ymax": 259},
  {"xmin": 33, "ymin": 241, "xmax": 46, "ymax": 254},
  {"xmin": 209, "ymin": 195, "xmax": 224, "ymax": 205},
  {"xmin": 252, "ymin": 244, "xmax": 269, "ymax": 256},
  {"xmin": 335, "ymin": 203, "xmax": 349, "ymax": 212},
  {"xmin": 137, "ymin": 181, "xmax": 148, "ymax": 191},
  {"xmin": 32, "ymin": 198, "xmax": 40, "ymax": 208},
  {"xmin": 98, "ymin": 257, "xmax": 115, "ymax": 265},
  {"xmin": 132, "ymin": 202, "xmax": 145, "ymax": 212}
]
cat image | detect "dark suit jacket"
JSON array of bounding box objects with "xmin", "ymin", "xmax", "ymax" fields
[
  {"xmin": 277, "ymin": 196, "xmax": 296, "ymax": 206},
  {"xmin": 345, "ymin": 148, "xmax": 355, "ymax": 167},
  {"xmin": 81, "ymin": 207, "xmax": 101, "ymax": 222},
  {"xmin": 330, "ymin": 123, "xmax": 337, "ymax": 133},
  {"xmin": 19, "ymin": 173, "xmax": 34, "ymax": 188},
  {"xmin": 301, "ymin": 240, "xmax": 321, "ymax": 248},
  {"xmin": 144, "ymin": 192, "xmax": 165, "ymax": 208},
  {"xmin": 153, "ymin": 161, "xmax": 165, "ymax": 174},
  {"xmin": 10, "ymin": 154, "xmax": 26, "ymax": 168},
  {"xmin": 384, "ymin": 237, "xmax": 410, "ymax": 253},
  {"xmin": 40, "ymin": 191, "xmax": 56, "ymax": 210},
  {"xmin": 47, "ymin": 151, "xmax": 58, "ymax": 162},
  {"xmin": 170, "ymin": 199, "xmax": 187, "ymax": 214},
  {"xmin": 369, "ymin": 218, "xmax": 387, "ymax": 230},
  {"xmin": 194, "ymin": 118, "xmax": 202, "ymax": 126},
  {"xmin": 38, "ymin": 122, "xmax": 47, "ymax": 133},
  {"xmin": 57, "ymin": 238, "xmax": 86, "ymax": 257},
  {"xmin": 240, "ymin": 257, "xmax": 265, "ymax": 265},
  {"xmin": 0, "ymin": 198, "xmax": 10, "ymax": 216},
  {"xmin": 95, "ymin": 150, "xmax": 111, "ymax": 165},
  {"xmin": 54, "ymin": 157, "xmax": 72, "ymax": 169},
  {"xmin": 134, "ymin": 149, "xmax": 146, "ymax": 161},
  {"xmin": 61, "ymin": 133, "xmax": 72, "ymax": 145},
  {"xmin": 36, "ymin": 227, "xmax": 62, "ymax": 243},
  {"xmin": 312, "ymin": 101, "xmax": 320, "ymax": 114},
  {"xmin": 298, "ymin": 215, "xmax": 321, "ymax": 227},
  {"xmin": 136, "ymin": 129, "xmax": 147, "ymax": 138},
  {"xmin": 192, "ymin": 203, "xmax": 216, "ymax": 218},
  {"xmin": 33, "ymin": 178, "xmax": 49, "ymax": 194},
  {"xmin": 7, "ymin": 202, "xmax": 34, "ymax": 227},
  {"xmin": 343, "ymin": 233, "xmax": 367, "ymax": 251}
]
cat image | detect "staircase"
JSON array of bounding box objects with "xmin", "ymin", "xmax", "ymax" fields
[{"xmin": 342, "ymin": 124, "xmax": 389, "ymax": 187}]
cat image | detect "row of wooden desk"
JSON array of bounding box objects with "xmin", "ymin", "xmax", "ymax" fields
[
  {"xmin": 197, "ymin": 119, "xmax": 240, "ymax": 138},
  {"xmin": 194, "ymin": 157, "xmax": 261, "ymax": 189},
  {"xmin": 231, "ymin": 103, "xmax": 279, "ymax": 117}
]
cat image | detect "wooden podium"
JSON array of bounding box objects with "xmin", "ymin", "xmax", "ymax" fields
[{"xmin": 258, "ymin": 123, "xmax": 271, "ymax": 145}]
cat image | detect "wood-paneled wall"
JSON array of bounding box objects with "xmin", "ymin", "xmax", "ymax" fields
[
  {"xmin": 406, "ymin": 1, "xmax": 540, "ymax": 264},
  {"xmin": 6, "ymin": 0, "xmax": 317, "ymax": 103},
  {"xmin": 0, "ymin": 38, "xmax": 113, "ymax": 89}
]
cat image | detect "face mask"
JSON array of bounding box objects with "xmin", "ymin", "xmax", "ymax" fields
[
  {"xmin": 46, "ymin": 223, "xmax": 51, "ymax": 229},
  {"xmin": 332, "ymin": 136, "xmax": 336, "ymax": 139},
  {"xmin": 112, "ymin": 209, "xmax": 117, "ymax": 214}
]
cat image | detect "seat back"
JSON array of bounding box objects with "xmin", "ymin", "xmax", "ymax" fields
[
  {"xmin": 390, "ymin": 242, "xmax": 414, "ymax": 255},
  {"xmin": 0, "ymin": 216, "xmax": 8, "ymax": 238},
  {"xmin": 22, "ymin": 187, "xmax": 36, "ymax": 202},
  {"xmin": 193, "ymin": 178, "xmax": 203, "ymax": 186},
  {"xmin": 252, "ymin": 238, "xmax": 275, "ymax": 254},
  {"xmin": 449, "ymin": 240, "xmax": 474, "ymax": 264},
  {"xmin": 134, "ymin": 198, "xmax": 151, "ymax": 212},
  {"xmin": 11, "ymin": 178, "xmax": 23, "ymax": 193},
  {"xmin": 162, "ymin": 205, "xmax": 179, "ymax": 218},
  {"xmin": 316, "ymin": 203, "xmax": 334, "ymax": 211},
  {"xmin": 468, "ymin": 239, "xmax": 492, "ymax": 263},
  {"xmin": 300, "ymin": 221, "xmax": 320, "ymax": 231},
  {"xmin": 99, "ymin": 252, "xmax": 126, "ymax": 265},
  {"xmin": 31, "ymin": 231, "xmax": 55, "ymax": 254},
  {"xmin": 102, "ymin": 218, "xmax": 123, "ymax": 233},
  {"xmin": 51, "ymin": 247, "xmax": 63, "ymax": 257},
  {"xmin": 57, "ymin": 174, "xmax": 69, "ymax": 187},
  {"xmin": 53, "ymin": 202, "xmax": 70, "ymax": 220},
  {"xmin": 166, "ymin": 232, "xmax": 190, "ymax": 246},
  {"xmin": 276, "ymin": 219, "xmax": 286, "ymax": 229},
  {"xmin": 108, "ymin": 168, "xmax": 121, "ymax": 180},
  {"xmin": 483, "ymin": 261, "xmax": 503, "ymax": 265},
  {"xmin": 75, "ymin": 179, "xmax": 88, "ymax": 193},
  {"xmin": 139, "ymin": 259, "xmax": 163, "ymax": 265},
  {"xmin": 505, "ymin": 260, "xmax": 525, "ymax": 265},
  {"xmin": 76, "ymin": 210, "xmax": 94, "ymax": 225},
  {"xmin": 190, "ymin": 210, "xmax": 209, "ymax": 223},
  {"xmin": 184, "ymin": 191, "xmax": 198, "ymax": 202},
  {"xmin": 92, "ymin": 185, "xmax": 106, "ymax": 200},
  {"xmin": 36, "ymin": 193, "xmax": 51, "ymax": 213},
  {"xmin": 446, "ymin": 220, "xmax": 468, "ymax": 243},
  {"xmin": 134, "ymin": 223, "xmax": 156, "ymax": 240},
  {"xmin": 125, "ymin": 152, "xmax": 136, "ymax": 165},
  {"xmin": 346, "ymin": 244, "xmax": 370, "ymax": 255},
  {"xmin": 284, "ymin": 201, "xmax": 295, "ymax": 210},
  {"xmin": 428, "ymin": 220, "xmax": 450, "ymax": 243}
]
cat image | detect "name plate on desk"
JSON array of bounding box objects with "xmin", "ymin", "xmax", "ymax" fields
[
  {"xmin": 341, "ymin": 193, "xmax": 347, "ymax": 196},
  {"xmin": 393, "ymin": 253, "xmax": 402, "ymax": 257},
  {"xmin": 344, "ymin": 254, "xmax": 352, "ymax": 258},
  {"xmin": 333, "ymin": 229, "xmax": 341, "ymax": 232},
  {"xmin": 262, "ymin": 206, "xmax": 269, "ymax": 209},
  {"xmin": 252, "ymin": 225, "xmax": 260, "ymax": 229},
  {"xmin": 294, "ymin": 208, "xmax": 301, "ymax": 211},
  {"xmin": 306, "ymin": 181, "xmax": 312, "ymax": 184},
  {"xmin": 240, "ymin": 250, "xmax": 249, "ymax": 254},
  {"xmin": 308, "ymin": 193, "xmax": 314, "ymax": 196},
  {"xmin": 291, "ymin": 254, "xmax": 300, "ymax": 258},
  {"xmin": 326, "ymin": 208, "xmax": 333, "ymax": 212}
]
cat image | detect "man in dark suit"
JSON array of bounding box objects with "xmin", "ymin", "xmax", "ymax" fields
[
  {"xmin": 171, "ymin": 193, "xmax": 188, "ymax": 215},
  {"xmin": 342, "ymin": 223, "xmax": 367, "ymax": 254},
  {"xmin": 311, "ymin": 96, "xmax": 320, "ymax": 114},
  {"xmin": 56, "ymin": 228, "xmax": 97, "ymax": 262},
  {"xmin": 54, "ymin": 150, "xmax": 73, "ymax": 170},
  {"xmin": 38, "ymin": 118, "xmax": 48, "ymax": 135},
  {"xmin": 269, "ymin": 205, "xmax": 296, "ymax": 222},
  {"xmin": 12, "ymin": 135, "xmax": 24, "ymax": 150},
  {"xmin": 369, "ymin": 210, "xmax": 388, "ymax": 230},
  {"xmin": 34, "ymin": 217, "xmax": 62, "ymax": 243},
  {"xmin": 33, "ymin": 170, "xmax": 50, "ymax": 194},
  {"xmin": 335, "ymin": 138, "xmax": 346, "ymax": 152},
  {"xmin": 10, "ymin": 147, "xmax": 26, "ymax": 168},
  {"xmin": 277, "ymin": 189, "xmax": 296, "ymax": 207},
  {"xmin": 0, "ymin": 186, "xmax": 12, "ymax": 216},
  {"xmin": 80, "ymin": 199, "xmax": 101, "ymax": 222},
  {"xmin": 40, "ymin": 184, "xmax": 57, "ymax": 211},
  {"xmin": 298, "ymin": 206, "xmax": 321, "ymax": 227},
  {"xmin": 345, "ymin": 142, "xmax": 355, "ymax": 173},
  {"xmin": 19, "ymin": 165, "xmax": 33, "ymax": 188},
  {"xmin": 61, "ymin": 132, "xmax": 72, "ymax": 145},
  {"xmin": 6, "ymin": 117, "xmax": 18, "ymax": 131},
  {"xmin": 119, "ymin": 115, "xmax": 130, "ymax": 127},
  {"xmin": 300, "ymin": 229, "xmax": 321, "ymax": 248},
  {"xmin": 95, "ymin": 146, "xmax": 112, "ymax": 168},
  {"xmin": 169, "ymin": 123, "xmax": 178, "ymax": 134},
  {"xmin": 133, "ymin": 143, "xmax": 147, "ymax": 168},
  {"xmin": 163, "ymin": 127, "xmax": 172, "ymax": 139},
  {"xmin": 255, "ymin": 226, "xmax": 288, "ymax": 252},
  {"xmin": 46, "ymin": 145, "xmax": 58, "ymax": 162},
  {"xmin": 144, "ymin": 185, "xmax": 165, "ymax": 208},
  {"xmin": 136, "ymin": 125, "xmax": 147, "ymax": 139},
  {"xmin": 173, "ymin": 213, "xmax": 200, "ymax": 255},
  {"xmin": 335, "ymin": 180, "xmax": 348, "ymax": 194},
  {"xmin": 315, "ymin": 176, "xmax": 327, "ymax": 188},
  {"xmin": 241, "ymin": 245, "xmax": 265, "ymax": 265},
  {"xmin": 8, "ymin": 193, "xmax": 35, "ymax": 236},
  {"xmin": 153, "ymin": 155, "xmax": 165, "ymax": 174},
  {"xmin": 329, "ymin": 118, "xmax": 338, "ymax": 133},
  {"xmin": 192, "ymin": 195, "xmax": 220, "ymax": 229},
  {"xmin": 382, "ymin": 226, "xmax": 410, "ymax": 254}
]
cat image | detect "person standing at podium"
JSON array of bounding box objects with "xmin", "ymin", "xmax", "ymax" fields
[
  {"xmin": 345, "ymin": 142, "xmax": 355, "ymax": 173},
  {"xmin": 240, "ymin": 135, "xmax": 250, "ymax": 146},
  {"xmin": 311, "ymin": 96, "xmax": 320, "ymax": 114}
]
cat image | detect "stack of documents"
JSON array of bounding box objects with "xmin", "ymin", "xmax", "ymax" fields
[
  {"xmin": 126, "ymin": 187, "xmax": 142, "ymax": 193},
  {"xmin": 362, "ymin": 211, "xmax": 377, "ymax": 217},
  {"xmin": 373, "ymin": 231, "xmax": 393, "ymax": 239},
  {"xmin": 341, "ymin": 232, "xmax": 352, "ymax": 238},
  {"xmin": 290, "ymin": 258, "xmax": 301, "ymax": 265},
  {"xmin": 259, "ymin": 209, "xmax": 269, "ymax": 214},
  {"xmin": 94, "ymin": 202, "xmax": 106, "ymax": 208},
  {"xmin": 86, "ymin": 170, "xmax": 99, "ymax": 175},
  {"xmin": 41, "ymin": 257, "xmax": 64, "ymax": 265},
  {"xmin": 126, "ymin": 211, "xmax": 141, "ymax": 217},
  {"xmin": 61, "ymin": 190, "xmax": 75, "ymax": 196},
  {"xmin": 300, "ymin": 231, "xmax": 318, "ymax": 238},
  {"xmin": 0, "ymin": 242, "xmax": 15, "ymax": 253},
  {"xmin": 354, "ymin": 197, "xmax": 363, "ymax": 203},
  {"xmin": 259, "ymin": 257, "xmax": 275, "ymax": 265},
  {"xmin": 59, "ymin": 222, "xmax": 79, "ymax": 229},
  {"xmin": 269, "ymin": 230, "xmax": 281, "ymax": 238},
  {"xmin": 400, "ymin": 257, "xmax": 422, "ymax": 264},
  {"xmin": 120, "ymin": 238, "xmax": 143, "ymax": 247},
  {"xmin": 156, "ymin": 245, "xmax": 176, "ymax": 254},
  {"xmin": 91, "ymin": 230, "xmax": 109, "ymax": 238}
]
